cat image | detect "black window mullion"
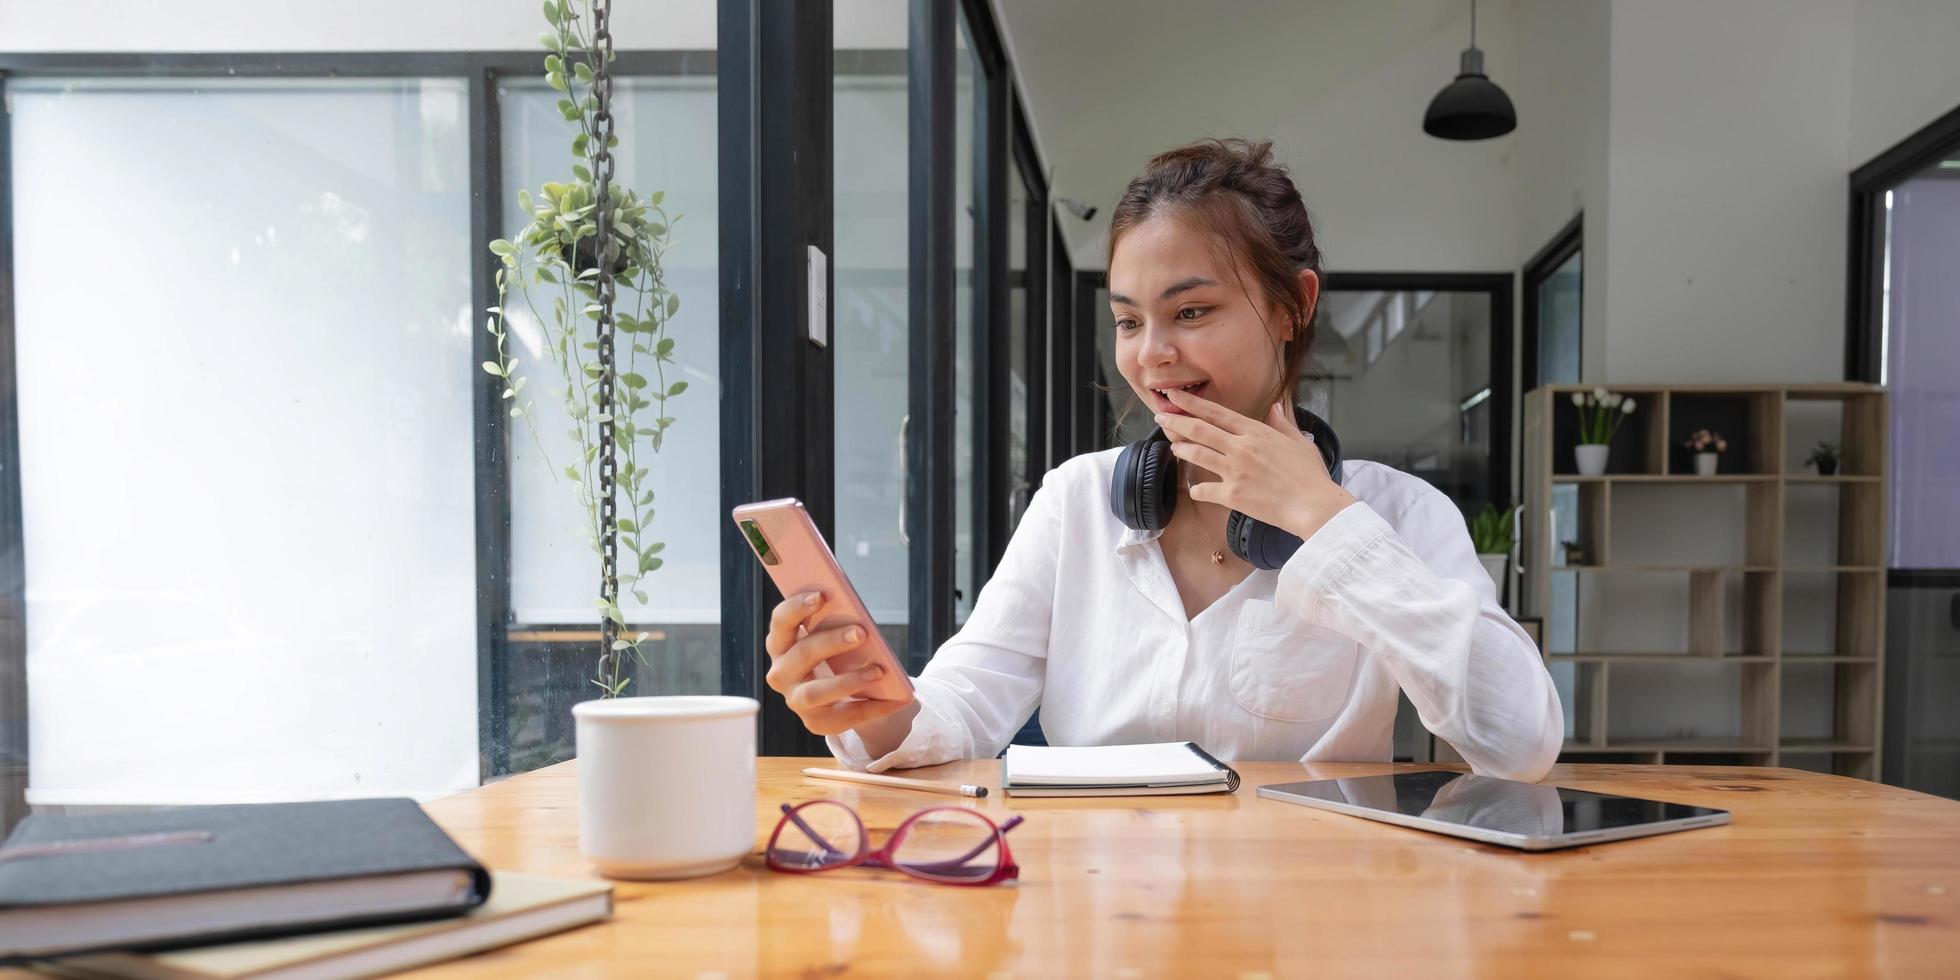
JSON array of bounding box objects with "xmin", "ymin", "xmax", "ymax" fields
[
  {"xmin": 1047, "ymin": 219, "xmax": 1073, "ymax": 470},
  {"xmin": 1020, "ymin": 128, "xmax": 1049, "ymax": 485},
  {"xmin": 1073, "ymin": 270, "xmax": 1106, "ymax": 453},
  {"xmin": 720, "ymin": 0, "xmax": 835, "ymax": 755},
  {"xmin": 467, "ymin": 67, "xmax": 513, "ymax": 780},
  {"xmin": 975, "ymin": 41, "xmax": 1010, "ymax": 578},
  {"xmin": 907, "ymin": 0, "xmax": 957, "ymax": 670}
]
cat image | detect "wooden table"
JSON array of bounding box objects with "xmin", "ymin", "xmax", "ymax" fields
[{"xmin": 412, "ymin": 758, "xmax": 1960, "ymax": 978}]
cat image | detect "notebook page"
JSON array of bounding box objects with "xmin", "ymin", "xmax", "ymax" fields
[{"xmin": 1004, "ymin": 742, "xmax": 1226, "ymax": 786}]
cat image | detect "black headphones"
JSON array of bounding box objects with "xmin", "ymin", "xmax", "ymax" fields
[{"xmin": 1109, "ymin": 405, "xmax": 1344, "ymax": 571}]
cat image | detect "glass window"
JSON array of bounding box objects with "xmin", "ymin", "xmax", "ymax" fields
[
  {"xmin": 952, "ymin": 17, "xmax": 978, "ymax": 624},
  {"xmin": 1309, "ymin": 289, "xmax": 1496, "ymax": 510},
  {"xmin": 1537, "ymin": 251, "xmax": 1582, "ymax": 387},
  {"xmin": 1006, "ymin": 158, "xmax": 1032, "ymax": 529},
  {"xmin": 12, "ymin": 77, "xmax": 477, "ymax": 804},
  {"xmin": 497, "ymin": 71, "xmax": 720, "ymax": 773},
  {"xmin": 834, "ymin": 16, "xmax": 910, "ymax": 650}
]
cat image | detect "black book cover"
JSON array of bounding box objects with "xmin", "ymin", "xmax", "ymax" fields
[{"xmin": 0, "ymin": 798, "xmax": 490, "ymax": 961}]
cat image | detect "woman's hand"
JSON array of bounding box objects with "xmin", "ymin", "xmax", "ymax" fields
[
  {"xmin": 764, "ymin": 591, "xmax": 918, "ymax": 739},
  {"xmin": 1156, "ymin": 388, "xmax": 1357, "ymax": 543}
]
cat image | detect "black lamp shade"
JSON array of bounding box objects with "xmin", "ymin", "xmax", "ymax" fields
[{"xmin": 1424, "ymin": 47, "xmax": 1517, "ymax": 141}]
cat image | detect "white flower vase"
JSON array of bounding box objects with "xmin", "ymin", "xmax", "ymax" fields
[
  {"xmin": 1575, "ymin": 444, "xmax": 1610, "ymax": 476},
  {"xmin": 1695, "ymin": 452, "xmax": 1718, "ymax": 476},
  {"xmin": 1478, "ymin": 554, "xmax": 1508, "ymax": 595}
]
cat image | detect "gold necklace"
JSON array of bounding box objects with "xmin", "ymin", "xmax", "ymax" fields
[{"xmin": 1182, "ymin": 464, "xmax": 1228, "ymax": 565}]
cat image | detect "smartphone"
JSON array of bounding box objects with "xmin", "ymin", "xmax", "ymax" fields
[{"xmin": 731, "ymin": 498, "xmax": 914, "ymax": 702}]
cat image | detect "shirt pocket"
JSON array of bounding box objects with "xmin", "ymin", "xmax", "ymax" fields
[{"xmin": 1229, "ymin": 598, "xmax": 1359, "ymax": 724}]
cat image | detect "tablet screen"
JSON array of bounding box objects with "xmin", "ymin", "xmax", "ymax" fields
[{"xmin": 1261, "ymin": 770, "xmax": 1727, "ymax": 840}]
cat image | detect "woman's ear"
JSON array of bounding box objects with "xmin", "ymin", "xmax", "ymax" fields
[{"xmin": 1295, "ymin": 269, "xmax": 1321, "ymax": 337}]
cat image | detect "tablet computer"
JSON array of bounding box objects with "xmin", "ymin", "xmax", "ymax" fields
[{"xmin": 1256, "ymin": 770, "xmax": 1729, "ymax": 851}]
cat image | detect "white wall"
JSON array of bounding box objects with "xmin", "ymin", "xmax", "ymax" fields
[
  {"xmin": 1849, "ymin": 0, "xmax": 1960, "ymax": 167},
  {"xmin": 0, "ymin": 0, "xmax": 907, "ymax": 52},
  {"xmin": 1598, "ymin": 0, "xmax": 1855, "ymax": 384},
  {"xmin": 1511, "ymin": 0, "xmax": 1610, "ymax": 382}
]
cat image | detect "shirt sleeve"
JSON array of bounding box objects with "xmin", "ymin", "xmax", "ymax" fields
[
  {"xmin": 1273, "ymin": 491, "xmax": 1565, "ymax": 782},
  {"xmin": 826, "ymin": 465, "xmax": 1064, "ymax": 771}
]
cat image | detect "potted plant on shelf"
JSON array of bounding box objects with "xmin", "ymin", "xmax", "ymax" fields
[
  {"xmin": 1572, "ymin": 388, "xmax": 1636, "ymax": 476},
  {"xmin": 1683, "ymin": 429, "xmax": 1727, "ymax": 476},
  {"xmin": 483, "ymin": 0, "xmax": 683, "ymax": 699},
  {"xmin": 1468, "ymin": 503, "xmax": 1515, "ymax": 593},
  {"xmin": 1807, "ymin": 440, "xmax": 1841, "ymax": 476}
]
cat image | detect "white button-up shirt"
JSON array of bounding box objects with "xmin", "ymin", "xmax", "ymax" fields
[{"xmin": 830, "ymin": 449, "xmax": 1565, "ymax": 782}]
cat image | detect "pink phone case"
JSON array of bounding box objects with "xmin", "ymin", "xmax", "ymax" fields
[{"xmin": 731, "ymin": 498, "xmax": 914, "ymax": 702}]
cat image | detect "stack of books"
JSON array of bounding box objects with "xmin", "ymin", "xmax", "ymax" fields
[{"xmin": 0, "ymin": 798, "xmax": 610, "ymax": 978}]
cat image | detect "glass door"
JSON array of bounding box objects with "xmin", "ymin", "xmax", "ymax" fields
[{"xmin": 1868, "ymin": 153, "xmax": 1960, "ymax": 798}]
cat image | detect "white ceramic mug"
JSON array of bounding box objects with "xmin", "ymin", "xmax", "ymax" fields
[{"xmin": 573, "ymin": 695, "xmax": 760, "ymax": 880}]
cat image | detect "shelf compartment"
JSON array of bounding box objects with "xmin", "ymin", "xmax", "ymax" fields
[
  {"xmin": 1780, "ymin": 659, "xmax": 1879, "ymax": 752},
  {"xmin": 1668, "ymin": 390, "xmax": 1783, "ymax": 475},
  {"xmin": 1785, "ymin": 481, "xmax": 1884, "ymax": 568},
  {"xmin": 1785, "ymin": 389, "xmax": 1886, "ymax": 479},
  {"xmin": 1783, "ymin": 570, "xmax": 1885, "ymax": 659},
  {"xmin": 1550, "ymin": 387, "xmax": 1666, "ymax": 476},
  {"xmin": 1779, "ymin": 750, "xmax": 1877, "ymax": 781},
  {"xmin": 1605, "ymin": 661, "xmax": 1777, "ymax": 748}
]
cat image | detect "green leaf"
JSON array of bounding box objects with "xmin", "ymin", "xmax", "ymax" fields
[
  {"xmin": 547, "ymin": 71, "xmax": 568, "ymax": 93},
  {"xmin": 644, "ymin": 542, "xmax": 665, "ymax": 556},
  {"xmin": 656, "ymin": 338, "xmax": 675, "ymax": 357},
  {"xmin": 605, "ymin": 604, "xmax": 627, "ymax": 626},
  {"xmin": 618, "ymin": 518, "xmax": 638, "ymax": 533},
  {"xmin": 611, "ymin": 639, "xmax": 632, "ymax": 651},
  {"xmin": 621, "ymin": 372, "xmax": 648, "ymax": 389},
  {"xmin": 544, "ymin": 53, "xmax": 564, "ymax": 74},
  {"xmin": 482, "ymin": 361, "xmax": 504, "ymax": 377},
  {"xmin": 510, "ymin": 406, "xmax": 523, "ymax": 418},
  {"xmin": 646, "ymin": 557, "xmax": 664, "ymax": 573},
  {"xmin": 516, "ymin": 189, "xmax": 532, "ymax": 212},
  {"xmin": 488, "ymin": 239, "xmax": 514, "ymax": 256},
  {"xmin": 538, "ymin": 30, "xmax": 559, "ymax": 49},
  {"xmin": 564, "ymin": 465, "xmax": 580, "ymax": 482},
  {"xmin": 634, "ymin": 591, "xmax": 648, "ymax": 605},
  {"xmin": 650, "ymin": 190, "xmax": 664, "ymax": 206},
  {"xmin": 572, "ymin": 163, "xmax": 592, "ymax": 183},
  {"xmin": 665, "ymin": 294, "xmax": 680, "ymax": 316},
  {"xmin": 667, "ymin": 381, "xmax": 689, "ymax": 397},
  {"xmin": 574, "ymin": 62, "xmax": 594, "ymax": 84},
  {"xmin": 573, "ymin": 134, "xmax": 589, "ymax": 157}
]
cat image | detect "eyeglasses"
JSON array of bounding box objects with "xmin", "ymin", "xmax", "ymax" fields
[{"xmin": 765, "ymin": 800, "xmax": 1023, "ymax": 886}]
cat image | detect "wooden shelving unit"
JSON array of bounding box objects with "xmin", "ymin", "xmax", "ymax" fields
[{"xmin": 1518, "ymin": 383, "xmax": 1889, "ymax": 778}]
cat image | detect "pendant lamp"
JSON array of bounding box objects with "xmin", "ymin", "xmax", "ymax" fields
[{"xmin": 1423, "ymin": 0, "xmax": 1516, "ymax": 141}]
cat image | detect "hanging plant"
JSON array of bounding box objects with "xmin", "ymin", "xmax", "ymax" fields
[{"xmin": 483, "ymin": 0, "xmax": 683, "ymax": 697}]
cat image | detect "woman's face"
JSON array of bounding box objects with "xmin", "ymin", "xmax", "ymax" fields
[{"xmin": 1108, "ymin": 212, "xmax": 1309, "ymax": 422}]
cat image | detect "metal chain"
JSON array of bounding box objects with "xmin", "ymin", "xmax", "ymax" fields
[{"xmin": 591, "ymin": 0, "xmax": 620, "ymax": 679}]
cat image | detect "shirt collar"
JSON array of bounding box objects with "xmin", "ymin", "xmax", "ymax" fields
[{"xmin": 1115, "ymin": 525, "xmax": 1162, "ymax": 554}]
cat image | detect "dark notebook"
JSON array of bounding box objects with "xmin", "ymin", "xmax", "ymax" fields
[{"xmin": 0, "ymin": 798, "xmax": 490, "ymax": 963}]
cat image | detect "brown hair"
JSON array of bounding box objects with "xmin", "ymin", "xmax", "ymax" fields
[{"xmin": 1105, "ymin": 137, "xmax": 1323, "ymax": 409}]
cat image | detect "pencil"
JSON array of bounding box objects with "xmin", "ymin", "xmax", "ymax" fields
[{"xmin": 802, "ymin": 767, "xmax": 989, "ymax": 798}]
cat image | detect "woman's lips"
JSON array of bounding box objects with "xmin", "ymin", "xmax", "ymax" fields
[{"xmin": 1151, "ymin": 381, "xmax": 1208, "ymax": 415}]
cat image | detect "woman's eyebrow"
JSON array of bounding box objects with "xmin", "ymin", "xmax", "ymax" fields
[{"xmin": 1108, "ymin": 276, "xmax": 1218, "ymax": 307}]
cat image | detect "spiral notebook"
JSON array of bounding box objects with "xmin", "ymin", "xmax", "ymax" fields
[{"xmin": 1001, "ymin": 742, "xmax": 1241, "ymax": 797}]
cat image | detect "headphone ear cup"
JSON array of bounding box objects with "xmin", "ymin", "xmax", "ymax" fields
[
  {"xmin": 1132, "ymin": 437, "xmax": 1177, "ymax": 531},
  {"xmin": 1109, "ymin": 431, "xmax": 1178, "ymax": 531}
]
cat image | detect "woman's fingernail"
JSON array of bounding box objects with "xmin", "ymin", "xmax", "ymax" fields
[
  {"xmin": 845, "ymin": 627, "xmax": 863, "ymax": 642},
  {"xmin": 1153, "ymin": 414, "xmax": 1167, "ymax": 424},
  {"xmin": 804, "ymin": 592, "xmax": 821, "ymax": 606}
]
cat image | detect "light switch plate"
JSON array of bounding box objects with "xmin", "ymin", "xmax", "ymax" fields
[{"xmin": 807, "ymin": 244, "xmax": 828, "ymax": 348}]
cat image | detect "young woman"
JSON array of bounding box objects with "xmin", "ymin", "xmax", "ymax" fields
[{"xmin": 765, "ymin": 138, "xmax": 1563, "ymax": 782}]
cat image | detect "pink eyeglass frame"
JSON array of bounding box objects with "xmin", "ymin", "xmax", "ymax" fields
[{"xmin": 764, "ymin": 800, "xmax": 1024, "ymax": 886}]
